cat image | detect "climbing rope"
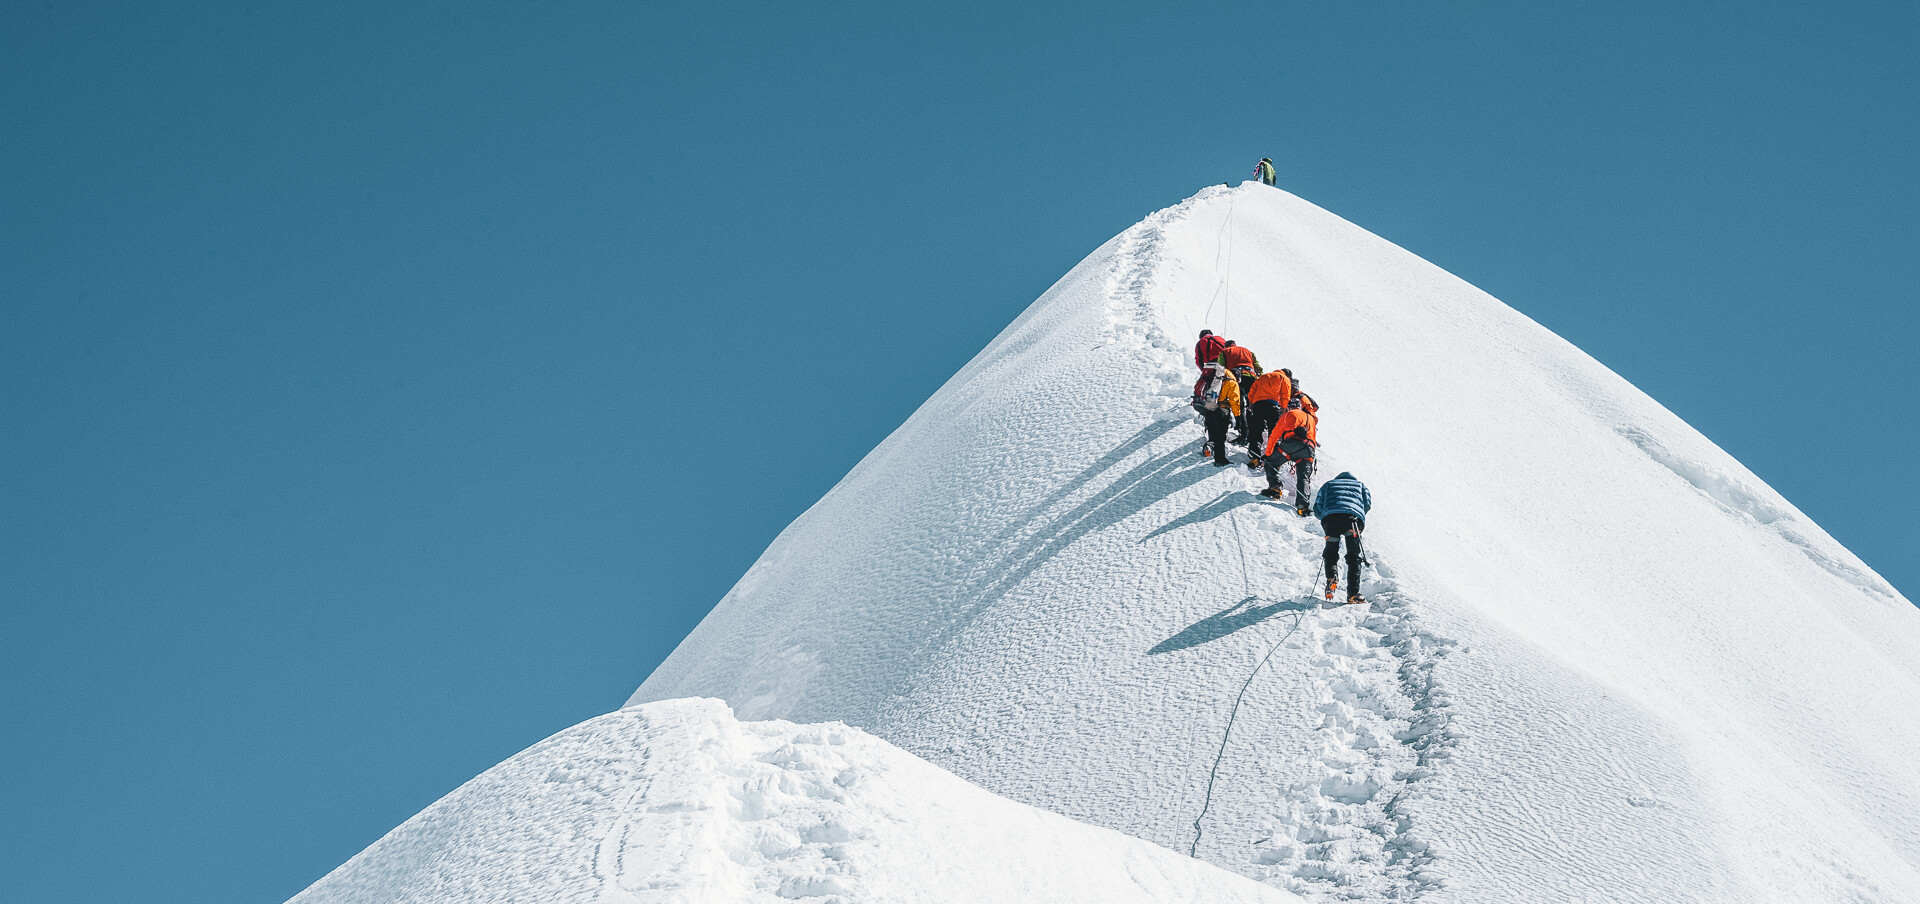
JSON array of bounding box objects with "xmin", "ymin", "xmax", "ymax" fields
[
  {"xmin": 1190, "ymin": 610, "xmax": 1304, "ymax": 857},
  {"xmin": 1189, "ymin": 511, "xmax": 1309, "ymax": 857},
  {"xmin": 1221, "ymin": 195, "xmax": 1235, "ymax": 333},
  {"xmin": 1199, "ymin": 194, "xmax": 1238, "ymax": 331},
  {"xmin": 1229, "ymin": 506, "xmax": 1253, "ymax": 598}
]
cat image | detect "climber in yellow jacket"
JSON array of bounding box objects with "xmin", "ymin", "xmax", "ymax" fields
[{"xmin": 1193, "ymin": 363, "xmax": 1242, "ymax": 466}]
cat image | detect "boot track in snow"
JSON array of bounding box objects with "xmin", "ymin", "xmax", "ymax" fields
[{"xmin": 1116, "ymin": 191, "xmax": 1465, "ymax": 900}]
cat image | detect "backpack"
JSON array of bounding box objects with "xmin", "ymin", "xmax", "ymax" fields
[
  {"xmin": 1293, "ymin": 409, "xmax": 1319, "ymax": 445},
  {"xmin": 1199, "ymin": 364, "xmax": 1227, "ymax": 411}
]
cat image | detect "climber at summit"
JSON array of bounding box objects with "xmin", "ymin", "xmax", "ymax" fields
[
  {"xmin": 1254, "ymin": 157, "xmax": 1277, "ymax": 187},
  {"xmin": 1312, "ymin": 471, "xmax": 1371, "ymax": 605},
  {"xmin": 1242, "ymin": 367, "xmax": 1292, "ymax": 469},
  {"xmin": 1260, "ymin": 393, "xmax": 1318, "ymax": 513}
]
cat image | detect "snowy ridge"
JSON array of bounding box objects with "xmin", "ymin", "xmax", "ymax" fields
[
  {"xmin": 1121, "ymin": 195, "xmax": 1467, "ymax": 898},
  {"xmin": 289, "ymin": 699, "xmax": 1301, "ymax": 904},
  {"xmin": 635, "ymin": 184, "xmax": 1920, "ymax": 902},
  {"xmin": 1247, "ymin": 572, "xmax": 1460, "ymax": 900}
]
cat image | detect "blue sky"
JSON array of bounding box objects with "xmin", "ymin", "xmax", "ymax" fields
[{"xmin": 4, "ymin": 2, "xmax": 1915, "ymax": 901}]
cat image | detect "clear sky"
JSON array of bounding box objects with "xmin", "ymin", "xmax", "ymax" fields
[{"xmin": 4, "ymin": 2, "xmax": 1915, "ymax": 902}]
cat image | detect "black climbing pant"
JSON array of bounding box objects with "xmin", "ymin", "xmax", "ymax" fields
[
  {"xmin": 1233, "ymin": 371, "xmax": 1257, "ymax": 439},
  {"xmin": 1269, "ymin": 441, "xmax": 1314, "ymax": 502},
  {"xmin": 1321, "ymin": 513, "xmax": 1364, "ymax": 595},
  {"xmin": 1201, "ymin": 405, "xmax": 1232, "ymax": 464},
  {"xmin": 1246, "ymin": 399, "xmax": 1282, "ymax": 461}
]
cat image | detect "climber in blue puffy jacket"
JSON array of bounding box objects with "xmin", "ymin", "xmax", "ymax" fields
[{"xmin": 1312, "ymin": 473, "xmax": 1371, "ymax": 604}]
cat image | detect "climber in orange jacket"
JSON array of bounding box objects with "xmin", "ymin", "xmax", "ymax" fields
[
  {"xmin": 1242, "ymin": 368, "xmax": 1292, "ymax": 468},
  {"xmin": 1261, "ymin": 393, "xmax": 1319, "ymax": 514},
  {"xmin": 1217, "ymin": 341, "xmax": 1258, "ymax": 374}
]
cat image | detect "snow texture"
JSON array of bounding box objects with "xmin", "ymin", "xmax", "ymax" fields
[
  {"xmin": 288, "ymin": 698, "xmax": 1298, "ymax": 904},
  {"xmin": 632, "ymin": 184, "xmax": 1920, "ymax": 902}
]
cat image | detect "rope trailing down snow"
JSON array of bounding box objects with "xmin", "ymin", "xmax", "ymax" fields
[
  {"xmin": 1189, "ymin": 512, "xmax": 1308, "ymax": 858},
  {"xmin": 1190, "ymin": 609, "xmax": 1305, "ymax": 857},
  {"xmin": 1199, "ymin": 193, "xmax": 1237, "ymax": 332}
]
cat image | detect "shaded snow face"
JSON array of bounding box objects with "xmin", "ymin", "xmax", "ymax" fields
[
  {"xmin": 635, "ymin": 184, "xmax": 1920, "ymax": 902},
  {"xmin": 288, "ymin": 699, "xmax": 1300, "ymax": 904}
]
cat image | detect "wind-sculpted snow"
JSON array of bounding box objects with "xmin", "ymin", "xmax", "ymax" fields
[
  {"xmin": 636, "ymin": 184, "xmax": 1920, "ymax": 902},
  {"xmin": 290, "ymin": 699, "xmax": 1300, "ymax": 904}
]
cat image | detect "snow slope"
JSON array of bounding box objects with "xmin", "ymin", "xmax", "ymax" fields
[
  {"xmin": 635, "ymin": 184, "xmax": 1920, "ymax": 902},
  {"xmin": 289, "ymin": 698, "xmax": 1300, "ymax": 904}
]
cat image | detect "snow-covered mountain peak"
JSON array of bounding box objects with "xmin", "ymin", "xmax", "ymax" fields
[
  {"xmin": 634, "ymin": 183, "xmax": 1920, "ymax": 902},
  {"xmin": 290, "ymin": 184, "xmax": 1920, "ymax": 904}
]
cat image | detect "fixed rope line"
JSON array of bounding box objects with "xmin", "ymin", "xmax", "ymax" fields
[
  {"xmin": 1190, "ymin": 608, "xmax": 1305, "ymax": 857},
  {"xmin": 1229, "ymin": 507, "xmax": 1253, "ymax": 597},
  {"xmin": 1189, "ymin": 510, "xmax": 1307, "ymax": 858},
  {"xmin": 1198, "ymin": 194, "xmax": 1238, "ymax": 329},
  {"xmin": 1221, "ymin": 194, "xmax": 1235, "ymax": 333}
]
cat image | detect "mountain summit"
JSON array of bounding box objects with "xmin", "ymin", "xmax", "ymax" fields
[
  {"xmin": 294, "ymin": 184, "xmax": 1920, "ymax": 903},
  {"xmin": 634, "ymin": 184, "xmax": 1920, "ymax": 901}
]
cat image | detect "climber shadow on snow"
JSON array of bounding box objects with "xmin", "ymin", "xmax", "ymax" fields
[
  {"xmin": 1139, "ymin": 490, "xmax": 1262, "ymax": 542},
  {"xmin": 898, "ymin": 421, "xmax": 1233, "ymax": 671},
  {"xmin": 817, "ymin": 420, "xmax": 1204, "ymax": 709},
  {"xmin": 1149, "ymin": 595, "xmax": 1313, "ymax": 655},
  {"xmin": 1047, "ymin": 418, "xmax": 1185, "ymax": 508},
  {"xmin": 962, "ymin": 434, "xmax": 1221, "ymax": 615}
]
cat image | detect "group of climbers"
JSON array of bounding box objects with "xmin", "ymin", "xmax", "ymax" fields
[
  {"xmin": 1191, "ymin": 328, "xmax": 1371, "ymax": 605},
  {"xmin": 1191, "ymin": 331, "xmax": 1318, "ymax": 512}
]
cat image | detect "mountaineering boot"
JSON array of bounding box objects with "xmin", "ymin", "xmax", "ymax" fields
[
  {"xmin": 1199, "ymin": 441, "xmax": 1212, "ymax": 457},
  {"xmin": 1346, "ymin": 593, "xmax": 1366, "ymax": 606},
  {"xmin": 1325, "ymin": 578, "xmax": 1338, "ymax": 601},
  {"xmin": 1295, "ymin": 501, "xmax": 1312, "ymax": 517},
  {"xmin": 1259, "ymin": 487, "xmax": 1284, "ymax": 500},
  {"xmin": 1247, "ymin": 456, "xmax": 1264, "ymax": 471}
]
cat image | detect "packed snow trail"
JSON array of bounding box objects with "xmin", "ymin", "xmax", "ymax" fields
[
  {"xmin": 635, "ymin": 183, "xmax": 1920, "ymax": 902},
  {"xmin": 1160, "ymin": 479, "xmax": 1461, "ymax": 900}
]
